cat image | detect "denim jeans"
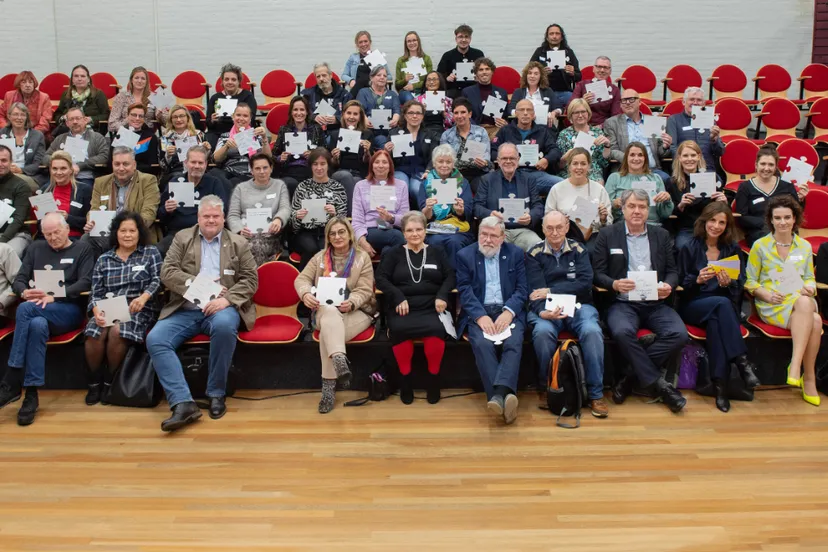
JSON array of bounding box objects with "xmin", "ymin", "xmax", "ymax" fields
[
  {"xmin": 146, "ymin": 307, "xmax": 241, "ymax": 408},
  {"xmin": 674, "ymin": 229, "xmax": 694, "ymax": 254},
  {"xmin": 523, "ymin": 170, "xmax": 563, "ymax": 195},
  {"xmin": 9, "ymin": 301, "xmax": 84, "ymax": 387},
  {"xmin": 554, "ymin": 90, "xmax": 573, "ymax": 106},
  {"xmin": 398, "ymin": 90, "xmax": 416, "ymax": 104},
  {"xmin": 394, "ymin": 171, "xmax": 425, "ymax": 208},
  {"xmin": 365, "ymin": 227, "xmax": 405, "ymax": 256},
  {"xmin": 528, "ymin": 304, "xmax": 604, "ymax": 399}
]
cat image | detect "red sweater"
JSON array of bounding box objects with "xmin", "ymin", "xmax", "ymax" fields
[
  {"xmin": 0, "ymin": 90, "xmax": 53, "ymax": 136},
  {"xmin": 571, "ymin": 80, "xmax": 622, "ymax": 127},
  {"xmin": 52, "ymin": 184, "xmax": 81, "ymax": 237}
]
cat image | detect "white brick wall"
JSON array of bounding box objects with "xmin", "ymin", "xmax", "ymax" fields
[{"xmin": 0, "ymin": 0, "xmax": 815, "ymax": 101}]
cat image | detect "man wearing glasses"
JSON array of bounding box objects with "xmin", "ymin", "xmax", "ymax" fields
[
  {"xmin": 570, "ymin": 56, "xmax": 622, "ymax": 127},
  {"xmin": 603, "ymin": 89, "xmax": 672, "ymax": 182},
  {"xmin": 524, "ymin": 210, "xmax": 608, "ymax": 418}
]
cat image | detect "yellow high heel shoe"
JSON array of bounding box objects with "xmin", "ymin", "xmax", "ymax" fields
[
  {"xmin": 787, "ymin": 363, "xmax": 803, "ymax": 388},
  {"xmin": 802, "ymin": 387, "xmax": 821, "ymax": 407}
]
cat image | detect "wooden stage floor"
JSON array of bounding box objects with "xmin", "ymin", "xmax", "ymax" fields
[{"xmin": 0, "ymin": 389, "xmax": 826, "ymax": 551}]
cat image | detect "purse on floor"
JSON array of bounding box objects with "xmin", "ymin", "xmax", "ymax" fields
[{"xmin": 105, "ymin": 345, "xmax": 163, "ymax": 408}]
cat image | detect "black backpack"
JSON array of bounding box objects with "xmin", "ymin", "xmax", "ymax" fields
[{"xmin": 546, "ymin": 339, "xmax": 587, "ymax": 428}]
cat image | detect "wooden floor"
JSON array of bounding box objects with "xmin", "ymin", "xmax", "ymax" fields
[{"xmin": 0, "ymin": 389, "xmax": 827, "ymax": 551}]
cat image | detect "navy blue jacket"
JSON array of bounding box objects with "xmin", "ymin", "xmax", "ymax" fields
[
  {"xmin": 461, "ymin": 84, "xmax": 509, "ymax": 125},
  {"xmin": 491, "ymin": 122, "xmax": 561, "ymax": 170},
  {"xmin": 157, "ymin": 173, "xmax": 229, "ymax": 234},
  {"xmin": 473, "ymin": 170, "xmax": 543, "ymax": 229},
  {"xmin": 456, "ymin": 241, "xmax": 528, "ymax": 335},
  {"xmin": 525, "ymin": 238, "xmax": 594, "ymax": 313},
  {"xmin": 678, "ymin": 236, "xmax": 744, "ymax": 310},
  {"xmin": 301, "ymin": 82, "xmax": 352, "ymax": 131},
  {"xmin": 505, "ymin": 87, "xmax": 562, "ymax": 119},
  {"xmin": 39, "ymin": 181, "xmax": 92, "ymax": 236}
]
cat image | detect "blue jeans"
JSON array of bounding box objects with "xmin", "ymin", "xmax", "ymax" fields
[
  {"xmin": 466, "ymin": 304, "xmax": 524, "ymax": 399},
  {"xmin": 398, "ymin": 90, "xmax": 416, "ymax": 104},
  {"xmin": 652, "ymin": 168, "xmax": 671, "ymax": 184},
  {"xmin": 523, "ymin": 171, "xmax": 563, "ymax": 195},
  {"xmin": 675, "ymin": 228, "xmax": 694, "ymax": 253},
  {"xmin": 394, "ymin": 171, "xmax": 425, "ymax": 207},
  {"xmin": 365, "ymin": 226, "xmax": 405, "ymax": 256},
  {"xmin": 554, "ymin": 90, "xmax": 573, "ymax": 106},
  {"xmin": 9, "ymin": 301, "xmax": 84, "ymax": 387},
  {"xmin": 146, "ymin": 307, "xmax": 241, "ymax": 408},
  {"xmin": 528, "ymin": 305, "xmax": 604, "ymax": 399},
  {"xmin": 679, "ymin": 295, "xmax": 746, "ymax": 380}
]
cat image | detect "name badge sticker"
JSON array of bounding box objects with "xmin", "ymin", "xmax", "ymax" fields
[
  {"xmin": 423, "ymin": 264, "xmax": 438, "ymax": 270},
  {"xmin": 752, "ymin": 197, "xmax": 765, "ymax": 205},
  {"xmin": 100, "ymin": 195, "xmax": 110, "ymax": 201},
  {"xmin": 610, "ymin": 248, "xmax": 624, "ymax": 255},
  {"xmin": 70, "ymin": 201, "xmax": 83, "ymax": 208},
  {"xmin": 132, "ymin": 265, "xmax": 145, "ymax": 272},
  {"xmin": 223, "ymin": 269, "xmax": 235, "ymax": 276},
  {"xmin": 60, "ymin": 258, "xmax": 74, "ymax": 264}
]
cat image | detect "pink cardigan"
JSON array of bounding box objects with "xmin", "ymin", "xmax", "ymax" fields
[{"xmin": 0, "ymin": 90, "xmax": 53, "ymax": 134}]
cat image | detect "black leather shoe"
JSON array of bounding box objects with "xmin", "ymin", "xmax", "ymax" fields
[
  {"xmin": 734, "ymin": 355, "xmax": 761, "ymax": 389},
  {"xmin": 17, "ymin": 389, "xmax": 38, "ymax": 426},
  {"xmin": 612, "ymin": 375, "xmax": 635, "ymax": 405},
  {"xmin": 0, "ymin": 381, "xmax": 22, "ymax": 409},
  {"xmin": 209, "ymin": 396, "xmax": 226, "ymax": 419},
  {"xmin": 714, "ymin": 380, "xmax": 731, "ymax": 413},
  {"xmin": 426, "ymin": 373, "xmax": 441, "ymax": 405},
  {"xmin": 650, "ymin": 378, "xmax": 687, "ymax": 413},
  {"xmin": 399, "ymin": 375, "xmax": 414, "ymax": 405},
  {"xmin": 85, "ymin": 370, "xmax": 103, "ymax": 405},
  {"xmin": 161, "ymin": 401, "xmax": 202, "ymax": 432}
]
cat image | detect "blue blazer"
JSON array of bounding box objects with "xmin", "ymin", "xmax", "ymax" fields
[
  {"xmin": 461, "ymin": 84, "xmax": 509, "ymax": 124},
  {"xmin": 472, "ymin": 170, "xmax": 544, "ymax": 229},
  {"xmin": 455, "ymin": 241, "xmax": 528, "ymax": 336}
]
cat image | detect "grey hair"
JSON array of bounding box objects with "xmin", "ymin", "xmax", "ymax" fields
[
  {"xmin": 401, "ymin": 210, "xmax": 427, "ymax": 232},
  {"xmin": 65, "ymin": 105, "xmax": 86, "ymax": 117},
  {"xmin": 543, "ymin": 209, "xmax": 569, "ymax": 224},
  {"xmin": 8, "ymin": 102, "xmax": 31, "ymax": 129},
  {"xmin": 111, "ymin": 146, "xmax": 135, "ymax": 160},
  {"xmin": 370, "ymin": 64, "xmax": 387, "ymax": 79},
  {"xmin": 595, "ymin": 56, "xmax": 612, "ymax": 66},
  {"xmin": 186, "ymin": 145, "xmax": 209, "ymax": 161},
  {"xmin": 683, "ymin": 86, "xmax": 705, "ymax": 102},
  {"xmin": 497, "ymin": 142, "xmax": 519, "ymax": 158},
  {"xmin": 479, "ymin": 215, "xmax": 506, "ymax": 234},
  {"xmin": 313, "ymin": 62, "xmax": 331, "ymax": 74},
  {"xmin": 431, "ymin": 144, "xmax": 456, "ymax": 165},
  {"xmin": 620, "ymin": 188, "xmax": 650, "ymax": 207},
  {"xmin": 198, "ymin": 194, "xmax": 225, "ymax": 212},
  {"xmin": 219, "ymin": 63, "xmax": 243, "ymax": 81},
  {"xmin": 42, "ymin": 211, "xmax": 69, "ymax": 229}
]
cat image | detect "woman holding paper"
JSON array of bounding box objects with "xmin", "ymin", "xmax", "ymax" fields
[
  {"xmin": 342, "ymin": 30, "xmax": 388, "ymax": 97},
  {"xmin": 387, "ymin": 100, "xmax": 442, "ymax": 204},
  {"xmin": 160, "ymin": 105, "xmax": 209, "ymax": 178},
  {"xmin": 528, "ymin": 24, "xmax": 581, "ymax": 105},
  {"xmin": 329, "ymin": 100, "xmax": 374, "ymax": 210},
  {"xmin": 668, "ymin": 141, "xmax": 726, "ymax": 252},
  {"xmin": 505, "ymin": 62, "xmax": 561, "ymax": 126},
  {"xmin": 0, "ymin": 102, "xmax": 46, "ymax": 192},
  {"xmin": 355, "ymin": 66, "xmax": 401, "ymax": 147},
  {"xmin": 271, "ymin": 96, "xmax": 325, "ymax": 197},
  {"xmin": 42, "ymin": 151, "xmax": 92, "ymax": 239},
  {"xmin": 0, "ymin": 71, "xmax": 53, "ymax": 139},
  {"xmin": 545, "ymin": 147, "xmax": 611, "ymax": 252},
  {"xmin": 84, "ymin": 211, "xmax": 162, "ymax": 405},
  {"xmin": 678, "ymin": 202, "xmax": 759, "ymax": 412},
  {"xmin": 605, "ymin": 142, "xmax": 673, "ymax": 225},
  {"xmin": 294, "ymin": 216, "xmax": 377, "ymax": 413},
  {"xmin": 108, "ymin": 67, "xmax": 157, "ymax": 133},
  {"xmin": 421, "ymin": 144, "xmax": 474, "ymax": 267},
  {"xmin": 735, "ymin": 146, "xmax": 807, "ymax": 247},
  {"xmin": 395, "ymin": 31, "xmax": 433, "ymax": 102},
  {"xmin": 745, "ymin": 195, "xmax": 821, "ymax": 406},
  {"xmin": 376, "ymin": 211, "xmax": 455, "ymax": 404},
  {"xmin": 352, "ymin": 150, "xmax": 409, "ymax": 257},
  {"xmin": 118, "ymin": 103, "xmax": 160, "ymax": 174},
  {"xmin": 53, "ymin": 65, "xmax": 110, "ymax": 136},
  {"xmin": 289, "ymin": 149, "xmax": 349, "ymax": 268},
  {"xmin": 415, "ymin": 72, "xmax": 454, "ymax": 132},
  {"xmin": 556, "ymin": 99, "xmax": 610, "ymax": 183},
  {"xmin": 213, "ymin": 103, "xmax": 270, "ymax": 185}
]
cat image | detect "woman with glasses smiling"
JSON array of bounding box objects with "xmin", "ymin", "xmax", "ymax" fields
[
  {"xmin": 115, "ymin": 103, "xmax": 159, "ymax": 174},
  {"xmin": 416, "ymin": 71, "xmax": 454, "ymax": 133},
  {"xmin": 556, "ymin": 99, "xmax": 610, "ymax": 183},
  {"xmin": 160, "ymin": 105, "xmax": 210, "ymax": 178}
]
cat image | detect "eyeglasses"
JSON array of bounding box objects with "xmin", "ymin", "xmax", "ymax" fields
[
  {"xmin": 620, "ymin": 98, "xmax": 639, "ymax": 104},
  {"xmin": 571, "ymin": 110, "xmax": 588, "ymax": 116},
  {"xmin": 329, "ymin": 229, "xmax": 348, "ymax": 238},
  {"xmin": 406, "ymin": 111, "xmax": 424, "ymax": 116},
  {"xmin": 129, "ymin": 113, "xmax": 146, "ymax": 119},
  {"xmin": 499, "ymin": 156, "xmax": 519, "ymax": 162},
  {"xmin": 595, "ymin": 65, "xmax": 611, "ymax": 71},
  {"xmin": 545, "ymin": 225, "xmax": 567, "ymax": 234}
]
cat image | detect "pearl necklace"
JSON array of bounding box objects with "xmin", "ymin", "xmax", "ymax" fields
[{"xmin": 405, "ymin": 245, "xmax": 427, "ymax": 284}]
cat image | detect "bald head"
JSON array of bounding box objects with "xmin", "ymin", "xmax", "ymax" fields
[
  {"xmin": 542, "ymin": 209, "xmax": 569, "ymax": 249},
  {"xmin": 620, "ymin": 88, "xmax": 640, "ymax": 117},
  {"xmin": 515, "ymin": 99, "xmax": 535, "ymax": 128},
  {"xmin": 41, "ymin": 211, "xmax": 70, "ymax": 250}
]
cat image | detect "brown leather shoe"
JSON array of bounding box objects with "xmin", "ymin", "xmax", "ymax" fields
[{"xmin": 589, "ymin": 398, "xmax": 609, "ymax": 418}]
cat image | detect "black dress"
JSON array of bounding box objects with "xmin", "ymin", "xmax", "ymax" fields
[
  {"xmin": 376, "ymin": 244, "xmax": 456, "ymax": 344},
  {"xmin": 734, "ymin": 177, "xmax": 801, "ymax": 246}
]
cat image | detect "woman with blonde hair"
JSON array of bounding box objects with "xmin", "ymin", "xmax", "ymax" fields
[
  {"xmin": 42, "ymin": 151, "xmax": 92, "ymax": 238},
  {"xmin": 556, "ymin": 98, "xmax": 610, "ymax": 183},
  {"xmin": 108, "ymin": 66, "xmax": 157, "ymax": 132},
  {"xmin": 159, "ymin": 104, "xmax": 210, "ymax": 177},
  {"xmin": 295, "ymin": 216, "xmax": 377, "ymax": 413}
]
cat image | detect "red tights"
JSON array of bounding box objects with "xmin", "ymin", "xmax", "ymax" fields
[{"xmin": 391, "ymin": 337, "xmax": 445, "ymax": 375}]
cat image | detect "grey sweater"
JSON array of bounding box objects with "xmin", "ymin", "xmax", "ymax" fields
[
  {"xmin": 227, "ymin": 178, "xmax": 291, "ymax": 234},
  {"xmin": 46, "ymin": 129, "xmax": 110, "ymax": 181}
]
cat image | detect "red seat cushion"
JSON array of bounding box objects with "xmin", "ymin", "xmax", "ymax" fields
[
  {"xmin": 0, "ymin": 322, "xmax": 14, "ymax": 341},
  {"xmin": 747, "ymin": 313, "xmax": 791, "ymax": 338},
  {"xmin": 738, "ymin": 240, "xmax": 751, "ymax": 254},
  {"xmin": 636, "ymin": 329, "xmax": 654, "ymax": 338},
  {"xmin": 312, "ymin": 325, "xmax": 375, "ymax": 343},
  {"xmin": 288, "ymin": 252, "xmax": 301, "ymax": 264},
  {"xmin": 238, "ymin": 315, "xmax": 303, "ymax": 343},
  {"xmin": 686, "ymin": 324, "xmax": 748, "ymax": 340},
  {"xmin": 558, "ymin": 330, "xmax": 576, "ymax": 341},
  {"xmin": 47, "ymin": 328, "xmax": 83, "ymax": 345},
  {"xmin": 185, "ymin": 333, "xmax": 210, "ymax": 344},
  {"xmin": 764, "ymin": 134, "xmax": 797, "ymax": 144}
]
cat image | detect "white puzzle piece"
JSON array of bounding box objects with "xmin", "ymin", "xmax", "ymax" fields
[
  {"xmin": 781, "ymin": 156, "xmax": 814, "ymax": 187},
  {"xmin": 545, "ymin": 49, "xmax": 568, "ymax": 70},
  {"xmin": 148, "ymin": 86, "xmax": 175, "ymax": 111},
  {"xmin": 689, "ymin": 172, "xmax": 718, "ymax": 198},
  {"xmin": 29, "ymin": 191, "xmax": 59, "ymax": 220},
  {"xmin": 175, "ymin": 136, "xmax": 200, "ymax": 163},
  {"xmin": 585, "ymin": 80, "xmax": 611, "ymax": 103},
  {"xmin": 545, "ymin": 294, "xmax": 581, "ymax": 318},
  {"xmin": 642, "ymin": 115, "xmax": 667, "ymax": 139},
  {"xmin": 774, "ymin": 261, "xmax": 806, "ymax": 296},
  {"xmin": 169, "ymin": 180, "xmax": 195, "ymax": 208},
  {"xmin": 691, "ymin": 105, "xmax": 715, "ymax": 132},
  {"xmin": 246, "ymin": 206, "xmax": 272, "ymax": 233},
  {"xmin": 627, "ymin": 270, "xmax": 658, "ymax": 301},
  {"xmin": 111, "ymin": 127, "xmax": 140, "ymax": 149},
  {"xmin": 369, "ymin": 186, "xmax": 396, "ymax": 210},
  {"xmin": 30, "ymin": 265, "xmax": 66, "ymax": 298},
  {"xmin": 432, "ymin": 178, "xmax": 458, "ymax": 205},
  {"xmin": 183, "ymin": 273, "xmax": 223, "ymax": 308},
  {"xmin": 482, "ymin": 95, "xmax": 507, "ymax": 120},
  {"xmin": 391, "ymin": 133, "xmax": 414, "ymax": 158},
  {"xmin": 97, "ymin": 292, "xmax": 132, "ymax": 327},
  {"xmin": 215, "ymin": 98, "xmax": 238, "ymax": 117},
  {"xmin": 285, "ymin": 131, "xmax": 309, "ymax": 158},
  {"xmin": 460, "ymin": 139, "xmax": 487, "ymax": 162},
  {"xmin": 568, "ymin": 196, "xmax": 599, "ymax": 227},
  {"xmin": 62, "ymin": 136, "xmax": 89, "ymax": 163},
  {"xmin": 517, "ymin": 144, "xmax": 539, "ymax": 167},
  {"xmin": 301, "ymin": 198, "xmax": 327, "ymax": 226},
  {"xmin": 534, "ymin": 103, "xmax": 550, "ymax": 125},
  {"xmin": 631, "ymin": 179, "xmax": 658, "ymax": 201},
  {"xmin": 369, "ymin": 108, "xmax": 393, "ymax": 130},
  {"xmin": 314, "ymin": 99, "xmax": 337, "ymax": 118},
  {"xmin": 364, "ymin": 50, "xmax": 388, "ymax": 70},
  {"xmin": 483, "ymin": 323, "xmax": 515, "ymax": 345},
  {"xmin": 573, "ymin": 130, "xmax": 594, "ymax": 151},
  {"xmin": 0, "ymin": 200, "xmax": 15, "ymax": 228},
  {"xmin": 425, "ymin": 91, "xmax": 446, "ymax": 113},
  {"xmin": 233, "ymin": 127, "xmax": 258, "ymax": 156},
  {"xmin": 498, "ymin": 197, "xmax": 528, "ymax": 222},
  {"xmin": 403, "ymin": 57, "xmax": 426, "ymax": 78},
  {"xmin": 313, "ymin": 276, "xmax": 347, "ymax": 306},
  {"xmin": 455, "ymin": 62, "xmax": 475, "ymax": 82},
  {"xmin": 337, "ymin": 128, "xmax": 362, "ymax": 153},
  {"xmin": 89, "ymin": 209, "xmax": 116, "ymax": 237}
]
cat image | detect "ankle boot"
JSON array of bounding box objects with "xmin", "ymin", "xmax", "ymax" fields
[
  {"xmin": 85, "ymin": 369, "xmax": 104, "ymax": 406},
  {"xmin": 426, "ymin": 373, "xmax": 441, "ymax": 404},
  {"xmin": 318, "ymin": 379, "xmax": 336, "ymax": 414},
  {"xmin": 399, "ymin": 374, "xmax": 414, "ymax": 405},
  {"xmin": 733, "ymin": 355, "xmax": 761, "ymax": 389},
  {"xmin": 714, "ymin": 379, "xmax": 731, "ymax": 413}
]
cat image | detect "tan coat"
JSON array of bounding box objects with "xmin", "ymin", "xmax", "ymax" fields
[
  {"xmin": 295, "ymin": 248, "xmax": 377, "ymax": 317},
  {"xmin": 160, "ymin": 225, "xmax": 259, "ymax": 330},
  {"xmin": 91, "ymin": 171, "xmax": 160, "ymax": 236}
]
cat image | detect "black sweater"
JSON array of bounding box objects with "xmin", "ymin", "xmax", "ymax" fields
[
  {"xmin": 529, "ymin": 45, "xmax": 581, "ymax": 92},
  {"xmin": 734, "ymin": 178, "xmax": 802, "ymax": 246},
  {"xmin": 13, "ymin": 239, "xmax": 94, "ymax": 305}
]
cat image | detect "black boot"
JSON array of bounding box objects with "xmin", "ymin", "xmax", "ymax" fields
[
  {"xmin": 426, "ymin": 373, "xmax": 441, "ymax": 405},
  {"xmin": 399, "ymin": 374, "xmax": 414, "ymax": 405},
  {"xmin": 0, "ymin": 369, "xmax": 22, "ymax": 409},
  {"xmin": 612, "ymin": 375, "xmax": 635, "ymax": 405},
  {"xmin": 714, "ymin": 379, "xmax": 731, "ymax": 413},
  {"xmin": 160, "ymin": 401, "xmax": 202, "ymax": 432},
  {"xmin": 733, "ymin": 355, "xmax": 761, "ymax": 389},
  {"xmin": 17, "ymin": 387, "xmax": 39, "ymax": 426},
  {"xmin": 85, "ymin": 369, "xmax": 104, "ymax": 406},
  {"xmin": 650, "ymin": 378, "xmax": 687, "ymax": 413}
]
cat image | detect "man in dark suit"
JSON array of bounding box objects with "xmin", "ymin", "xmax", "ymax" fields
[
  {"xmin": 456, "ymin": 216, "xmax": 528, "ymax": 424},
  {"xmin": 592, "ymin": 189, "xmax": 688, "ymax": 412}
]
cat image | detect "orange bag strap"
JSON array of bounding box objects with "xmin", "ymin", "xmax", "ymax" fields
[{"xmin": 548, "ymin": 339, "xmax": 574, "ymax": 390}]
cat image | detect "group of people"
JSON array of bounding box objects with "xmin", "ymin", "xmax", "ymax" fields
[{"xmin": 0, "ymin": 24, "xmax": 821, "ymax": 431}]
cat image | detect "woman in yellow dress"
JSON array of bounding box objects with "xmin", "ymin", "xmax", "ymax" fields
[{"xmin": 745, "ymin": 195, "xmax": 821, "ymax": 406}]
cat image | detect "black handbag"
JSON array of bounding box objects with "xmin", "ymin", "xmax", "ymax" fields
[
  {"xmin": 345, "ymin": 359, "xmax": 390, "ymax": 407},
  {"xmin": 179, "ymin": 347, "xmax": 237, "ymax": 399},
  {"xmin": 104, "ymin": 345, "xmax": 163, "ymax": 408}
]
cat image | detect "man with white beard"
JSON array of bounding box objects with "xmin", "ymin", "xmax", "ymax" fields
[{"xmin": 455, "ymin": 216, "xmax": 528, "ymax": 424}]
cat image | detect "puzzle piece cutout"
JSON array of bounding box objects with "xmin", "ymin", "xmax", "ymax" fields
[
  {"xmin": 246, "ymin": 205, "xmax": 273, "ymax": 233},
  {"xmin": 169, "ymin": 179, "xmax": 195, "ymax": 208},
  {"xmin": 285, "ymin": 131, "xmax": 309, "ymax": 158},
  {"xmin": 312, "ymin": 276, "xmax": 347, "ymax": 306},
  {"xmin": 30, "ymin": 264, "xmax": 66, "ymax": 298},
  {"xmin": 337, "ymin": 128, "xmax": 362, "ymax": 153},
  {"xmin": 97, "ymin": 292, "xmax": 132, "ymax": 326},
  {"xmin": 391, "ymin": 133, "xmax": 414, "ymax": 158},
  {"xmin": 183, "ymin": 273, "xmax": 223, "ymax": 308},
  {"xmin": 89, "ymin": 208, "xmax": 116, "ymax": 237},
  {"xmin": 688, "ymin": 172, "xmax": 719, "ymax": 198},
  {"xmin": 111, "ymin": 126, "xmax": 140, "ymax": 149}
]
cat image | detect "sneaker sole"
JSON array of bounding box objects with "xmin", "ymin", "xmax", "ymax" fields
[
  {"xmin": 503, "ymin": 395, "xmax": 519, "ymax": 425},
  {"xmin": 591, "ymin": 409, "xmax": 609, "ymax": 418},
  {"xmin": 486, "ymin": 400, "xmax": 504, "ymax": 417},
  {"xmin": 161, "ymin": 411, "xmax": 203, "ymax": 432}
]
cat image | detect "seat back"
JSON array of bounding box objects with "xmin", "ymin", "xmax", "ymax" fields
[
  {"xmin": 714, "ymin": 97, "xmax": 753, "ymax": 140},
  {"xmin": 758, "ymin": 98, "xmax": 801, "ymax": 141},
  {"xmin": 39, "ymin": 72, "xmax": 70, "ymax": 105},
  {"xmin": 719, "ymin": 138, "xmax": 759, "ymax": 185},
  {"xmin": 0, "ymin": 73, "xmax": 18, "ymax": 97},
  {"xmin": 617, "ymin": 64, "xmax": 658, "ymax": 100},
  {"xmin": 580, "ymin": 66, "xmax": 595, "ymax": 82},
  {"xmin": 491, "ymin": 66, "xmax": 521, "ymax": 96},
  {"xmin": 260, "ymin": 70, "xmax": 298, "ymax": 105},
  {"xmin": 754, "ymin": 64, "xmax": 792, "ymax": 101},
  {"xmin": 639, "ymin": 103, "xmax": 653, "ymax": 116},
  {"xmin": 777, "ymin": 138, "xmax": 819, "ymax": 182},
  {"xmin": 147, "ymin": 71, "xmax": 164, "ymax": 91},
  {"xmin": 802, "ymin": 188, "xmax": 828, "ymax": 231},
  {"xmin": 264, "ymin": 103, "xmax": 290, "ymax": 135},
  {"xmin": 171, "ymin": 70, "xmax": 209, "ymax": 107},
  {"xmin": 807, "ymin": 97, "xmax": 828, "ymax": 139},
  {"xmin": 303, "ymin": 71, "xmax": 341, "ymax": 91},
  {"xmin": 663, "ymin": 64, "xmax": 702, "ymax": 102},
  {"xmin": 799, "ymin": 63, "xmax": 828, "ymax": 101},
  {"xmin": 709, "ymin": 64, "xmax": 748, "ymax": 100},
  {"xmin": 661, "ymin": 99, "xmax": 684, "ymax": 117},
  {"xmin": 252, "ymin": 261, "xmax": 300, "ymax": 317},
  {"xmin": 90, "ymin": 72, "xmax": 120, "ymax": 103}
]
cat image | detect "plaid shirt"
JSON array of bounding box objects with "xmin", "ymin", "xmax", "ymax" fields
[{"xmin": 84, "ymin": 245, "xmax": 163, "ymax": 343}]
